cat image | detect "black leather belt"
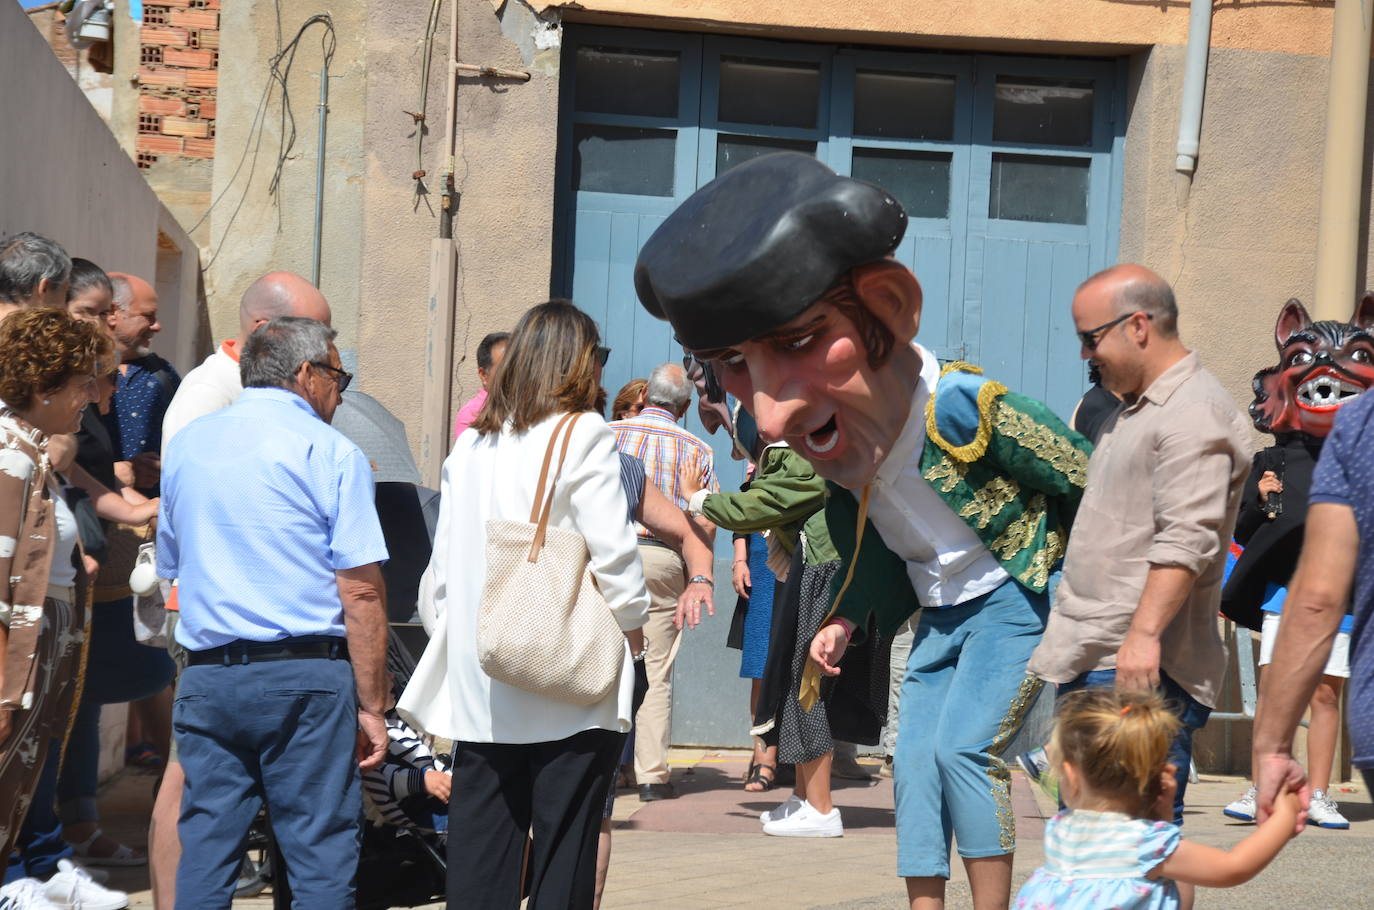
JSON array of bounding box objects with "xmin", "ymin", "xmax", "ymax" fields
[{"xmin": 187, "ymin": 636, "xmax": 349, "ymax": 667}]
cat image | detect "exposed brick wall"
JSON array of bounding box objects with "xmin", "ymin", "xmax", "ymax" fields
[{"xmin": 136, "ymin": 3, "xmax": 219, "ymax": 168}]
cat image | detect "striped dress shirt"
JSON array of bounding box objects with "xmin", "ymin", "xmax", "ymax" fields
[{"xmin": 609, "ymin": 406, "xmax": 719, "ymax": 538}]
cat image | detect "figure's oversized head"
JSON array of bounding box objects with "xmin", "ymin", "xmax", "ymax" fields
[
  {"xmin": 634, "ymin": 152, "xmax": 922, "ymax": 490},
  {"xmin": 1250, "ymin": 295, "xmax": 1374, "ymax": 438}
]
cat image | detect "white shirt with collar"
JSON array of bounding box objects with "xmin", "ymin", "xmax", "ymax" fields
[{"xmin": 865, "ymin": 343, "xmax": 1010, "ymax": 608}]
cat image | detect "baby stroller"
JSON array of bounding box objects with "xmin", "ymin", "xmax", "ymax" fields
[{"xmin": 269, "ymin": 623, "xmax": 447, "ymax": 909}]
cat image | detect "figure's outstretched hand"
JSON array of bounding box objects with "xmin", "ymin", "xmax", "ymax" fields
[
  {"xmin": 678, "ymin": 455, "xmax": 706, "ymax": 499},
  {"xmin": 809, "ymin": 622, "xmax": 850, "ymax": 678}
]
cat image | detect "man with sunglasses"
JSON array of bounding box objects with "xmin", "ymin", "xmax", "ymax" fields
[
  {"xmin": 633, "ymin": 152, "xmax": 1090, "ymax": 908},
  {"xmin": 608, "ymin": 361, "xmax": 718, "ymax": 802},
  {"xmin": 1027, "ymin": 265, "xmax": 1250, "ymax": 907},
  {"xmin": 158, "ymin": 316, "xmax": 387, "ymax": 908}
]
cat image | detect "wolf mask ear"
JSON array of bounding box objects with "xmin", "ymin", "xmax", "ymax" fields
[
  {"xmin": 1351, "ymin": 292, "xmax": 1374, "ymax": 330},
  {"xmin": 1274, "ymin": 298, "xmax": 1312, "ymax": 347}
]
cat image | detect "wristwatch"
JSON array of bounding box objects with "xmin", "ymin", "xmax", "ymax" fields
[{"xmin": 687, "ymin": 574, "xmax": 714, "ymax": 588}]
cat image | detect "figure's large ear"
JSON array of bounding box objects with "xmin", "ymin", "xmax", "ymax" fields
[
  {"xmin": 849, "ymin": 259, "xmax": 922, "ymax": 346},
  {"xmin": 1274, "ymin": 298, "xmax": 1312, "ymax": 347},
  {"xmin": 1352, "ymin": 292, "xmax": 1374, "ymax": 330}
]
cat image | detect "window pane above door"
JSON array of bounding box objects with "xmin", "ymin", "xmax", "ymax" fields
[
  {"xmin": 573, "ymin": 124, "xmax": 677, "ymax": 196},
  {"xmin": 716, "ymin": 135, "xmax": 817, "ymax": 176},
  {"xmin": 852, "ymin": 148, "xmax": 951, "ymax": 220},
  {"xmin": 718, "ymin": 56, "xmax": 821, "ymax": 129},
  {"xmin": 853, "ymin": 70, "xmax": 956, "ymax": 141},
  {"xmin": 993, "ymin": 77, "xmax": 1094, "ymax": 147},
  {"xmin": 575, "ymin": 46, "xmax": 681, "ymax": 118},
  {"xmin": 988, "ymin": 153, "xmax": 1089, "ymax": 225}
]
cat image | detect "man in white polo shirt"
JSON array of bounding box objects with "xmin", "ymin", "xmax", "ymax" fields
[{"xmin": 147, "ymin": 271, "xmax": 331, "ymax": 909}]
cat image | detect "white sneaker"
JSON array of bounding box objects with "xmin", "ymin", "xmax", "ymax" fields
[
  {"xmin": 759, "ymin": 793, "xmax": 804, "ymax": 824},
  {"xmin": 761, "ymin": 800, "xmax": 843, "ymax": 837},
  {"xmin": 1309, "ymin": 790, "xmax": 1351, "ymax": 829},
  {"xmin": 44, "ymin": 859, "xmax": 129, "ymax": 910},
  {"xmin": 0, "ymin": 878, "xmax": 62, "ymax": 910},
  {"xmin": 1223, "ymin": 786, "xmax": 1256, "ymax": 822}
]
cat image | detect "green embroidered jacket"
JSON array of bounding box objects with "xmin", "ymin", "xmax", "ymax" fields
[{"xmin": 827, "ymin": 363, "xmax": 1092, "ymax": 638}]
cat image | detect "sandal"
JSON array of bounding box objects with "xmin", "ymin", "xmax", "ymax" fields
[
  {"xmin": 68, "ymin": 828, "xmax": 147, "ymax": 867},
  {"xmin": 743, "ymin": 761, "xmax": 777, "ymax": 792}
]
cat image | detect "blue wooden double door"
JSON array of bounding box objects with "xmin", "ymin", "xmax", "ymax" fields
[{"xmin": 554, "ymin": 26, "xmax": 1125, "ymax": 439}]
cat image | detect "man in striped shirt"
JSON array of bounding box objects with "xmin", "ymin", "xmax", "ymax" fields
[{"xmin": 610, "ymin": 362, "xmax": 718, "ymax": 801}]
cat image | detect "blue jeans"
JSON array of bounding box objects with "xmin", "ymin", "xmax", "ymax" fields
[
  {"xmin": 894, "ymin": 577, "xmax": 1051, "ymax": 879},
  {"xmin": 174, "ymin": 656, "xmax": 361, "ymax": 910},
  {"xmin": 1057, "ymin": 669, "xmax": 1211, "ymax": 826},
  {"xmin": 58, "ymin": 598, "xmax": 177, "ymax": 823},
  {"xmin": 5, "ymin": 743, "xmax": 72, "ymax": 883}
]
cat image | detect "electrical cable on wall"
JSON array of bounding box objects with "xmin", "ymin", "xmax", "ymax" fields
[{"xmin": 191, "ymin": 10, "xmax": 337, "ymax": 271}]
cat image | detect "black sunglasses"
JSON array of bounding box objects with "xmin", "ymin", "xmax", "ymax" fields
[
  {"xmin": 1077, "ymin": 312, "xmax": 1151, "ymax": 351},
  {"xmin": 595, "ymin": 346, "xmax": 611, "ymax": 366},
  {"xmin": 310, "ymin": 361, "xmax": 353, "ymax": 393}
]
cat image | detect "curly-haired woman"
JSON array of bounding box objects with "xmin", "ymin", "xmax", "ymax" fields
[{"xmin": 0, "ymin": 309, "xmax": 107, "ymax": 864}]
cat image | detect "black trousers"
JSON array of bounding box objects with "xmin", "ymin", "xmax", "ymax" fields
[{"xmin": 448, "ymin": 728, "xmax": 625, "ymax": 909}]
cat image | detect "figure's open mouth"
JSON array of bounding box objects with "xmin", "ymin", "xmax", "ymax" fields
[
  {"xmin": 804, "ymin": 415, "xmax": 840, "ymax": 456},
  {"xmin": 1296, "ymin": 367, "xmax": 1366, "ymax": 410}
]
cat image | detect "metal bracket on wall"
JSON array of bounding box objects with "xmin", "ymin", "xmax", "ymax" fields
[{"xmin": 453, "ymin": 61, "xmax": 531, "ymax": 82}]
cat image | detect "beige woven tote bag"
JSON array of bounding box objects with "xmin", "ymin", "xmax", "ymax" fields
[{"xmin": 476, "ymin": 412, "xmax": 625, "ymax": 705}]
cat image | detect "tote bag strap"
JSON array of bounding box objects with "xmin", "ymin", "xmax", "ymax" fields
[{"xmin": 527, "ymin": 412, "xmax": 584, "ymax": 562}]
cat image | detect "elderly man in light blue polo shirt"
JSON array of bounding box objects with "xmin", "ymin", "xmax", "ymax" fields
[{"xmin": 158, "ymin": 316, "xmax": 389, "ymax": 910}]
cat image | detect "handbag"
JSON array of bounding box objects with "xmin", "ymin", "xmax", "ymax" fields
[
  {"xmin": 476, "ymin": 412, "xmax": 624, "ymax": 706},
  {"xmin": 130, "ymin": 543, "xmax": 170, "ymax": 647}
]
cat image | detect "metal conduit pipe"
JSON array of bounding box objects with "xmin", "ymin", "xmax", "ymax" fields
[
  {"xmin": 1174, "ymin": 0, "xmax": 1213, "ymax": 176},
  {"xmin": 1313, "ymin": 0, "xmax": 1374, "ymax": 320}
]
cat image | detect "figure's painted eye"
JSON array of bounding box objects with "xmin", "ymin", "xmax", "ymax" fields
[
  {"xmin": 783, "ymin": 333, "xmax": 815, "ymax": 352},
  {"xmin": 719, "ymin": 351, "xmax": 745, "ymax": 368},
  {"xmin": 1289, "ymin": 350, "xmax": 1314, "ymax": 367},
  {"xmin": 1353, "ymin": 349, "xmax": 1372, "ymax": 365}
]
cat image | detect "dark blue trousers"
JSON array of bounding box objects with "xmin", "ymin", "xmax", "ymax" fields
[
  {"xmin": 5, "ymin": 743, "xmax": 72, "ymax": 883},
  {"xmin": 174, "ymin": 657, "xmax": 361, "ymax": 910}
]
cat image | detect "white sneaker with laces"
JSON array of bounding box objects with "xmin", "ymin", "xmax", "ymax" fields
[
  {"xmin": 1309, "ymin": 790, "xmax": 1350, "ymax": 829},
  {"xmin": 1223, "ymin": 786, "xmax": 1257, "ymax": 822},
  {"xmin": 44, "ymin": 859, "xmax": 128, "ymax": 910},
  {"xmin": 759, "ymin": 793, "xmax": 803, "ymax": 824},
  {"xmin": 0, "ymin": 878, "xmax": 62, "ymax": 910},
  {"xmin": 761, "ymin": 800, "xmax": 843, "ymax": 838}
]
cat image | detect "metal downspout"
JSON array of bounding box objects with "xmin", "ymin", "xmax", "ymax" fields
[
  {"xmin": 1313, "ymin": 0, "xmax": 1374, "ymax": 320},
  {"xmin": 1174, "ymin": 0, "xmax": 1213, "ymax": 177},
  {"xmin": 420, "ymin": 0, "xmax": 461, "ymax": 488},
  {"xmin": 312, "ymin": 53, "xmax": 330, "ymax": 287}
]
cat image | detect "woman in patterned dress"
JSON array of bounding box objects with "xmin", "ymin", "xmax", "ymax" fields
[{"xmin": 0, "ymin": 309, "xmax": 107, "ymax": 862}]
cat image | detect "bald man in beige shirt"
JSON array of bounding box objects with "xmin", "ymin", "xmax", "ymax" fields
[{"xmin": 1028, "ymin": 266, "xmax": 1249, "ymax": 908}]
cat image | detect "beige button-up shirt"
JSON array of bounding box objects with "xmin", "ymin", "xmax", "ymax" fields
[{"xmin": 1027, "ymin": 352, "xmax": 1250, "ymax": 708}]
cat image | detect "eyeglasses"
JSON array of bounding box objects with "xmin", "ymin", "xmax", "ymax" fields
[
  {"xmin": 310, "ymin": 361, "xmax": 353, "ymax": 393},
  {"xmin": 1077, "ymin": 312, "xmax": 1151, "ymax": 351},
  {"xmin": 595, "ymin": 346, "xmax": 611, "ymax": 366}
]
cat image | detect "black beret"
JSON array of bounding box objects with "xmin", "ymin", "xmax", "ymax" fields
[{"xmin": 634, "ymin": 152, "xmax": 907, "ymax": 351}]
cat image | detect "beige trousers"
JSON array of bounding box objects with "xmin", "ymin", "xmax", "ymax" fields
[{"xmin": 633, "ymin": 544, "xmax": 687, "ymax": 785}]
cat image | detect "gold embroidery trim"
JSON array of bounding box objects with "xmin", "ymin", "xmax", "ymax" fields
[
  {"xmin": 922, "ymin": 456, "xmax": 967, "ymax": 494},
  {"xmin": 924, "ymin": 362, "xmax": 1009, "ymax": 464},
  {"xmin": 986, "ymin": 673, "xmax": 1045, "ymax": 852},
  {"xmin": 1018, "ymin": 527, "xmax": 1064, "ymax": 590},
  {"xmin": 958, "ymin": 475, "xmax": 1021, "ymax": 530},
  {"xmin": 988, "ymin": 493, "xmax": 1046, "ymax": 562},
  {"xmin": 996, "ymin": 405, "xmax": 1089, "ymax": 488}
]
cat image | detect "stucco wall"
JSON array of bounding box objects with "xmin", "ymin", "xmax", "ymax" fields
[
  {"xmin": 2, "ymin": 2, "xmax": 205, "ymax": 374},
  {"xmin": 207, "ymin": 0, "xmax": 368, "ymax": 366}
]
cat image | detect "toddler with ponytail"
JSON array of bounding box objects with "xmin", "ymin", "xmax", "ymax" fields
[{"xmin": 1015, "ymin": 688, "xmax": 1300, "ymax": 909}]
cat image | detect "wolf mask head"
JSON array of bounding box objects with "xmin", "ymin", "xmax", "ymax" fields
[{"xmin": 1250, "ymin": 295, "xmax": 1374, "ymax": 438}]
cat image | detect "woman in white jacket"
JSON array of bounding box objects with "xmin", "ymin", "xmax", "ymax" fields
[{"xmin": 408, "ymin": 300, "xmax": 649, "ymax": 909}]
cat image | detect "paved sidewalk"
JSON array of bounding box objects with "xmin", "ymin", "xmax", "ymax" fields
[{"xmin": 90, "ymin": 748, "xmax": 1372, "ymax": 908}]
